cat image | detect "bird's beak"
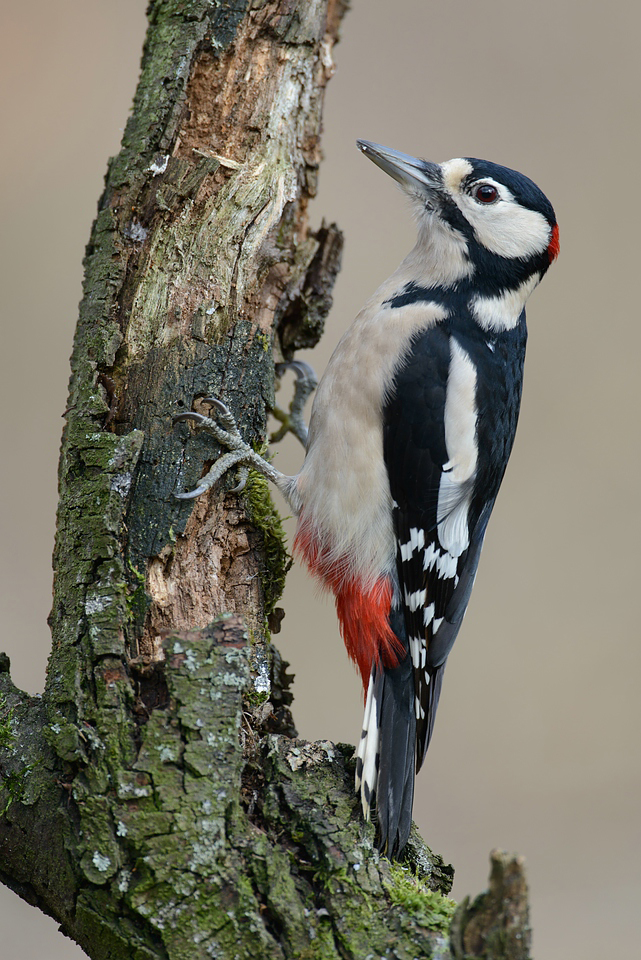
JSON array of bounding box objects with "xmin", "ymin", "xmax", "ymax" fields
[{"xmin": 357, "ymin": 140, "xmax": 442, "ymax": 197}]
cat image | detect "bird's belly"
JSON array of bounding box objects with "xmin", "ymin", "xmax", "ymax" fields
[{"xmin": 296, "ymin": 390, "xmax": 396, "ymax": 590}]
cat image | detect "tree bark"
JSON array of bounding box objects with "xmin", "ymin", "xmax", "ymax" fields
[{"xmin": 0, "ymin": 2, "xmax": 532, "ymax": 957}]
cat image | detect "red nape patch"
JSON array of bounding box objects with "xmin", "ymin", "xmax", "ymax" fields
[
  {"xmin": 294, "ymin": 521, "xmax": 404, "ymax": 694},
  {"xmin": 548, "ymin": 223, "xmax": 560, "ymax": 262}
]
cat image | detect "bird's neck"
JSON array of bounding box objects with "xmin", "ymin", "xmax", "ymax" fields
[{"xmin": 386, "ymin": 224, "xmax": 543, "ymax": 333}]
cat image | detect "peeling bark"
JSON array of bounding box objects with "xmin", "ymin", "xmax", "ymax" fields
[{"xmin": 0, "ymin": 1, "xmax": 533, "ymax": 957}]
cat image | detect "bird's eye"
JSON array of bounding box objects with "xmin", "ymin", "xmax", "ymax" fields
[{"xmin": 474, "ymin": 183, "xmax": 499, "ymax": 204}]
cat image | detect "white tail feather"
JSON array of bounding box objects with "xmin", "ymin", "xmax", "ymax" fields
[{"xmin": 355, "ymin": 671, "xmax": 380, "ymax": 819}]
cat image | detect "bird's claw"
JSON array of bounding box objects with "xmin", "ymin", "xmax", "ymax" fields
[
  {"xmin": 174, "ymin": 483, "xmax": 210, "ymax": 501},
  {"xmin": 201, "ymin": 397, "xmax": 242, "ymax": 437},
  {"xmin": 173, "ymin": 363, "xmax": 310, "ymax": 500},
  {"xmin": 172, "ymin": 411, "xmax": 210, "ymax": 427},
  {"xmin": 173, "ymin": 397, "xmax": 283, "ymax": 500},
  {"xmin": 173, "ymin": 400, "xmax": 254, "ymax": 499},
  {"xmin": 275, "ymin": 360, "xmax": 318, "ymax": 389},
  {"xmin": 272, "ymin": 360, "xmax": 318, "ymax": 447},
  {"xmin": 229, "ymin": 465, "xmax": 249, "ymax": 494}
]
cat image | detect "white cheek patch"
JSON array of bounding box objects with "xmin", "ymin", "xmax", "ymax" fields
[
  {"xmin": 471, "ymin": 273, "xmax": 540, "ymax": 331},
  {"xmin": 456, "ymin": 181, "xmax": 551, "ymax": 259}
]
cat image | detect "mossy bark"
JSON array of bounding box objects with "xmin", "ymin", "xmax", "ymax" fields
[{"xmin": 0, "ymin": 2, "xmax": 532, "ymax": 957}]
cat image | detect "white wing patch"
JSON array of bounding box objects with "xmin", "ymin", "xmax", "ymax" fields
[
  {"xmin": 422, "ymin": 542, "xmax": 439, "ymax": 570},
  {"xmin": 400, "ymin": 526, "xmax": 426, "ymax": 562},
  {"xmin": 423, "ymin": 603, "xmax": 435, "ymax": 628},
  {"xmin": 437, "ymin": 476, "xmax": 471, "ymax": 559},
  {"xmin": 409, "ymin": 633, "xmax": 428, "ymax": 671},
  {"xmin": 437, "ymin": 338, "xmax": 478, "ymax": 558},
  {"xmin": 422, "ymin": 542, "xmax": 458, "ymax": 580},
  {"xmin": 405, "ymin": 588, "xmax": 427, "ymax": 612}
]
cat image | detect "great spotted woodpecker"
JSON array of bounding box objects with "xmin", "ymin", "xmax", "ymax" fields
[{"xmin": 175, "ymin": 141, "xmax": 559, "ymax": 856}]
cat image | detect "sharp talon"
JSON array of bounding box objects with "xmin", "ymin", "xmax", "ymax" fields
[
  {"xmin": 174, "ymin": 485, "xmax": 209, "ymax": 500},
  {"xmin": 230, "ymin": 466, "xmax": 249, "ymax": 494},
  {"xmin": 173, "ymin": 411, "xmax": 209, "ymax": 426},
  {"xmin": 199, "ymin": 397, "xmax": 240, "ymax": 437},
  {"xmin": 202, "ymin": 397, "xmax": 231, "ymax": 416},
  {"xmin": 276, "ymin": 360, "xmax": 318, "ymax": 388},
  {"xmin": 173, "ymin": 449, "xmax": 255, "ymax": 501}
]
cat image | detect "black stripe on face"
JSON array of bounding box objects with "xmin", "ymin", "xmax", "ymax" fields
[{"xmin": 434, "ymin": 192, "xmax": 475, "ymax": 239}]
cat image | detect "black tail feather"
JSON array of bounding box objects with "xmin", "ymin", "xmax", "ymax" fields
[
  {"xmin": 416, "ymin": 662, "xmax": 445, "ymax": 772},
  {"xmin": 374, "ymin": 608, "xmax": 416, "ymax": 856}
]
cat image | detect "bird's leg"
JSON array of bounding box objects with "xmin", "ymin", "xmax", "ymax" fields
[
  {"xmin": 173, "ymin": 398, "xmax": 299, "ymax": 509},
  {"xmin": 270, "ymin": 360, "xmax": 317, "ymax": 448}
]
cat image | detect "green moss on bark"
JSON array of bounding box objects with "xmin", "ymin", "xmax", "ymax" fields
[
  {"xmin": 385, "ymin": 861, "xmax": 457, "ymax": 934},
  {"xmin": 243, "ymin": 468, "xmax": 292, "ymax": 619}
]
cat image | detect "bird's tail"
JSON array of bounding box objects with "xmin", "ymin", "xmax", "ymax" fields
[{"xmin": 355, "ymin": 611, "xmax": 416, "ymax": 856}]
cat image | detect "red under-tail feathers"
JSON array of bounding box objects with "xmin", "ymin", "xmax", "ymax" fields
[{"xmin": 294, "ymin": 519, "xmax": 404, "ymax": 692}]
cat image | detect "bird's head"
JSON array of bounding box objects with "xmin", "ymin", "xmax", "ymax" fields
[{"xmin": 357, "ymin": 140, "xmax": 559, "ymax": 293}]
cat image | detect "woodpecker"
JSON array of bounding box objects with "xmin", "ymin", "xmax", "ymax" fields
[{"xmin": 175, "ymin": 141, "xmax": 559, "ymax": 857}]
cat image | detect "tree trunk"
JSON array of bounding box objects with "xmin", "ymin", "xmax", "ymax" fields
[{"xmin": 0, "ymin": 2, "xmax": 532, "ymax": 957}]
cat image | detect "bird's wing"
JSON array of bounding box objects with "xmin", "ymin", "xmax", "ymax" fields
[{"xmin": 383, "ymin": 323, "xmax": 489, "ymax": 767}]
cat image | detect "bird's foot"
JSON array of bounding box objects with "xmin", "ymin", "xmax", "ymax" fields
[
  {"xmin": 173, "ymin": 398, "xmax": 283, "ymax": 499},
  {"xmin": 270, "ymin": 360, "xmax": 318, "ymax": 448}
]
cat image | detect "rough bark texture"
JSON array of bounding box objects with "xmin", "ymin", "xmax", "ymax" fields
[{"xmin": 0, "ymin": 2, "xmax": 532, "ymax": 958}]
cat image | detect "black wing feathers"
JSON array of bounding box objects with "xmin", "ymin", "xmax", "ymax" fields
[
  {"xmin": 384, "ymin": 325, "xmax": 458, "ymax": 761},
  {"xmin": 383, "ymin": 316, "xmax": 527, "ymax": 769}
]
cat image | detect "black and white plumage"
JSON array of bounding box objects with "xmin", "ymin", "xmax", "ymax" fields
[
  {"xmin": 175, "ymin": 140, "xmax": 558, "ymax": 858},
  {"xmin": 350, "ymin": 143, "xmax": 558, "ymax": 853}
]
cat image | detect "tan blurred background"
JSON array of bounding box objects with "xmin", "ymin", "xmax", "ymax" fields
[{"xmin": 1, "ymin": 1, "xmax": 640, "ymax": 957}]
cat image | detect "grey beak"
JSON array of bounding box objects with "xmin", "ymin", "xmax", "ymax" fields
[{"xmin": 357, "ymin": 140, "xmax": 442, "ymax": 195}]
